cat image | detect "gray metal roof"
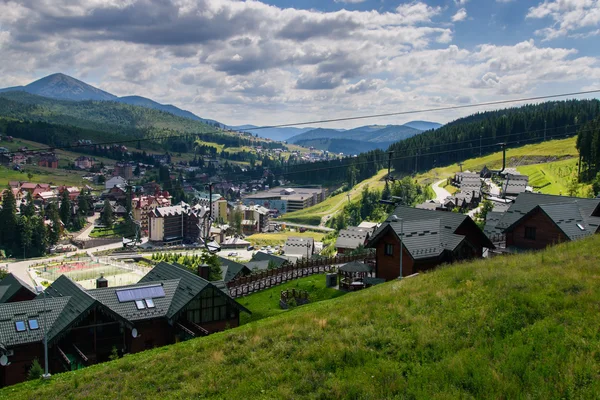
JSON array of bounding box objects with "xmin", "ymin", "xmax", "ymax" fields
[
  {"xmin": 284, "ymin": 237, "xmax": 314, "ymax": 256},
  {"xmin": 339, "ymin": 261, "xmax": 372, "ymax": 273},
  {"xmin": 0, "ymin": 273, "xmax": 36, "ymax": 303},
  {"xmin": 335, "ymin": 227, "xmax": 370, "ymax": 250},
  {"xmin": 87, "ymin": 279, "xmax": 180, "ymax": 322},
  {"xmin": 495, "ymin": 193, "xmax": 600, "ymax": 235},
  {"xmin": 0, "ymin": 297, "xmax": 69, "ymax": 347},
  {"xmin": 251, "ymin": 251, "xmax": 289, "ymax": 267},
  {"xmin": 484, "ymin": 211, "xmax": 505, "ymax": 237},
  {"xmin": 368, "ymin": 206, "xmax": 493, "ymax": 258},
  {"xmin": 217, "ymin": 256, "xmax": 251, "ymax": 283}
]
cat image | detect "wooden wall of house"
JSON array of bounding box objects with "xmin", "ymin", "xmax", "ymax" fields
[
  {"xmin": 374, "ymin": 230, "xmax": 414, "ymax": 281},
  {"xmin": 128, "ymin": 319, "xmax": 173, "ymax": 353},
  {"xmin": 8, "ymin": 288, "xmax": 37, "ymax": 303},
  {"xmin": 201, "ymin": 316, "xmax": 240, "ymax": 334},
  {"xmin": 455, "ymin": 221, "xmax": 487, "ymax": 257},
  {"xmin": 0, "ymin": 343, "xmax": 44, "ymax": 387},
  {"xmin": 507, "ymin": 209, "xmax": 568, "ymax": 250}
]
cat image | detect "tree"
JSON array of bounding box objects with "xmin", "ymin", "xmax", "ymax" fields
[
  {"xmin": 200, "ymin": 250, "xmax": 222, "ymax": 281},
  {"xmin": 567, "ymin": 175, "xmax": 580, "ymax": 197},
  {"xmin": 101, "ymin": 199, "xmax": 114, "ymax": 228},
  {"xmin": 31, "ymin": 216, "xmax": 48, "ymax": 256},
  {"xmin": 18, "ymin": 216, "xmax": 33, "ymax": 259},
  {"xmin": 78, "ymin": 193, "xmax": 90, "ymax": 216},
  {"xmin": 59, "ymin": 190, "xmax": 71, "ymax": 227},
  {"xmin": 47, "ymin": 203, "xmax": 62, "ymax": 245},
  {"xmin": 231, "ymin": 207, "xmax": 243, "ymax": 234},
  {"xmin": 21, "ymin": 192, "xmax": 35, "ymax": 218},
  {"xmin": 0, "ymin": 186, "xmax": 18, "ymax": 252},
  {"xmin": 28, "ymin": 359, "xmax": 43, "ymax": 381}
]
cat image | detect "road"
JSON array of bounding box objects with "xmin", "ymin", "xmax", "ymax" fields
[
  {"xmin": 74, "ymin": 213, "xmax": 99, "ymax": 240},
  {"xmin": 431, "ymin": 179, "xmax": 451, "ymax": 202},
  {"xmin": 275, "ymin": 221, "xmax": 334, "ymax": 233}
]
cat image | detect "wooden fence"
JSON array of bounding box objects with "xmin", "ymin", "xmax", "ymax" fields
[{"xmin": 226, "ymin": 252, "xmax": 375, "ymax": 298}]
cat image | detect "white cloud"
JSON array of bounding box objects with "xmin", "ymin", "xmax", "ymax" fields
[
  {"xmin": 527, "ymin": 0, "xmax": 600, "ymax": 40},
  {"xmin": 0, "ymin": 0, "xmax": 598, "ymax": 127},
  {"xmin": 454, "ymin": 0, "xmax": 469, "ymax": 5},
  {"xmin": 452, "ymin": 8, "xmax": 468, "ymax": 22},
  {"xmin": 334, "ymin": 0, "xmax": 366, "ymax": 3}
]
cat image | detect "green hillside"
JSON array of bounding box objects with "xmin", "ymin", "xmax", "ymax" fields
[{"xmin": 5, "ymin": 235, "xmax": 600, "ymax": 399}]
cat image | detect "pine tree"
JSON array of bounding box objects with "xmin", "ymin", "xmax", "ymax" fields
[
  {"xmin": 47, "ymin": 203, "xmax": 61, "ymax": 246},
  {"xmin": 59, "ymin": 190, "xmax": 71, "ymax": 228},
  {"xmin": 0, "ymin": 187, "xmax": 18, "ymax": 252},
  {"xmin": 101, "ymin": 199, "xmax": 113, "ymax": 228}
]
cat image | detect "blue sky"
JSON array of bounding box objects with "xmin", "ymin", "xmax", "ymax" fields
[{"xmin": 0, "ymin": 0, "xmax": 599, "ymax": 127}]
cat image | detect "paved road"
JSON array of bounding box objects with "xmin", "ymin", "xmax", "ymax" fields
[
  {"xmin": 431, "ymin": 179, "xmax": 452, "ymax": 202},
  {"xmin": 275, "ymin": 222, "xmax": 334, "ymax": 233},
  {"xmin": 74, "ymin": 213, "xmax": 100, "ymax": 240}
]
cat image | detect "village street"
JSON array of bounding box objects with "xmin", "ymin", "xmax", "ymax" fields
[{"xmin": 431, "ymin": 179, "xmax": 451, "ymax": 202}]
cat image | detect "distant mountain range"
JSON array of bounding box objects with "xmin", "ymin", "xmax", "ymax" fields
[
  {"xmin": 0, "ymin": 73, "xmax": 221, "ymax": 126},
  {"xmin": 285, "ymin": 122, "xmax": 441, "ymax": 154},
  {"xmin": 0, "ymin": 73, "xmax": 443, "ymax": 148}
]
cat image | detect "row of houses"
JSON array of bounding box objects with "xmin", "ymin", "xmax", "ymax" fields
[{"xmin": 0, "ymin": 262, "xmax": 250, "ymax": 387}]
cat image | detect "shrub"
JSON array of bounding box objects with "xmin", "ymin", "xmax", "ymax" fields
[{"xmin": 28, "ymin": 359, "xmax": 43, "ymax": 381}]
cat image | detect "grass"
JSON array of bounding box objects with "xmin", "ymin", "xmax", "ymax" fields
[
  {"xmin": 89, "ymin": 222, "xmax": 134, "ymax": 238},
  {"xmin": 518, "ymin": 158, "xmax": 591, "ymax": 196},
  {"xmin": 442, "ymin": 181, "xmax": 459, "ymax": 195},
  {"xmin": 238, "ymin": 274, "xmax": 346, "ymax": 325},
  {"xmin": 281, "ymin": 169, "xmax": 389, "ymax": 225},
  {"xmin": 246, "ymin": 231, "xmax": 325, "ymax": 247},
  {"xmin": 416, "ymin": 137, "xmax": 578, "ymax": 186},
  {"xmin": 6, "ymin": 235, "xmax": 600, "ymax": 399}
]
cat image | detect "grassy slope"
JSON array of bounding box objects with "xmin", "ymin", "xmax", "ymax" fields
[
  {"xmin": 246, "ymin": 231, "xmax": 325, "ymax": 247},
  {"xmin": 416, "ymin": 137, "xmax": 578, "ymax": 186},
  {"xmin": 239, "ymin": 274, "xmax": 346, "ymax": 325},
  {"xmin": 6, "ymin": 235, "xmax": 600, "ymax": 399},
  {"xmin": 281, "ymin": 169, "xmax": 388, "ymax": 225},
  {"xmin": 517, "ymin": 158, "xmax": 589, "ymax": 196}
]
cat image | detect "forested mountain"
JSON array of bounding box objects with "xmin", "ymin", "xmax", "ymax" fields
[
  {"xmin": 389, "ymin": 99, "xmax": 600, "ymax": 174},
  {"xmin": 288, "ymin": 124, "xmax": 421, "ymax": 144},
  {"xmin": 0, "ymin": 73, "xmax": 116, "ymax": 101},
  {"xmin": 403, "ymin": 120, "xmax": 442, "ymax": 131},
  {"xmin": 0, "ymin": 91, "xmax": 218, "ymax": 138},
  {"xmin": 117, "ymin": 96, "xmax": 221, "ymax": 126},
  {"xmin": 0, "ymin": 73, "xmax": 224, "ymax": 126},
  {"xmin": 294, "ymin": 138, "xmax": 385, "ymax": 154},
  {"xmin": 229, "ymin": 125, "xmax": 315, "ymax": 141}
]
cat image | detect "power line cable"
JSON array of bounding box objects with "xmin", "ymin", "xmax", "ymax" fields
[{"xmin": 2, "ymin": 89, "xmax": 598, "ymax": 156}]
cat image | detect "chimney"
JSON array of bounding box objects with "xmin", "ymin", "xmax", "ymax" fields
[
  {"xmin": 198, "ymin": 264, "xmax": 210, "ymax": 280},
  {"xmin": 96, "ymin": 274, "xmax": 108, "ymax": 288}
]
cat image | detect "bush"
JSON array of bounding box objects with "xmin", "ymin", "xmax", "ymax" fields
[{"xmin": 28, "ymin": 359, "xmax": 43, "ymax": 381}]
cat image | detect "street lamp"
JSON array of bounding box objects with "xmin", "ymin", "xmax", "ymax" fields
[{"xmin": 35, "ymin": 285, "xmax": 51, "ymax": 380}]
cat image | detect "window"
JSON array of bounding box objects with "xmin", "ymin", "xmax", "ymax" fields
[
  {"xmin": 384, "ymin": 243, "xmax": 394, "ymax": 256},
  {"xmin": 28, "ymin": 319, "xmax": 39, "ymax": 330},
  {"xmin": 145, "ymin": 298, "xmax": 155, "ymax": 308},
  {"xmin": 15, "ymin": 321, "xmax": 26, "ymax": 332},
  {"xmin": 135, "ymin": 300, "xmax": 146, "ymax": 310},
  {"xmin": 525, "ymin": 226, "xmax": 536, "ymax": 240}
]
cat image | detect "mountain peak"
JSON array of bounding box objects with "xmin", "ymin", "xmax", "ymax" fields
[{"xmin": 21, "ymin": 72, "xmax": 117, "ymax": 102}]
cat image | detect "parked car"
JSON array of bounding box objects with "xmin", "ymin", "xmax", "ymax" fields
[
  {"xmin": 228, "ymin": 252, "xmax": 238, "ymax": 257},
  {"xmin": 247, "ymin": 246, "xmax": 254, "ymax": 251}
]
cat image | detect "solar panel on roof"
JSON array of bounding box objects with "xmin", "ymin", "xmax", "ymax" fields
[{"xmin": 116, "ymin": 285, "xmax": 165, "ymax": 303}]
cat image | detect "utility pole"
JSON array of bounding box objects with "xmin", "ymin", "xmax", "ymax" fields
[
  {"xmin": 480, "ymin": 126, "xmax": 483, "ymax": 157},
  {"xmin": 458, "ymin": 162, "xmax": 464, "ymax": 172},
  {"xmin": 386, "ymin": 151, "xmax": 393, "ymax": 182}
]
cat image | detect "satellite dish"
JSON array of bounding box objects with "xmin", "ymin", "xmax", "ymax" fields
[
  {"xmin": 131, "ymin": 328, "xmax": 138, "ymax": 338},
  {"xmin": 0, "ymin": 355, "xmax": 8, "ymax": 366}
]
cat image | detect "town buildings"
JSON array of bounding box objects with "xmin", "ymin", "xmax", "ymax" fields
[
  {"xmin": 74, "ymin": 156, "xmax": 95, "ymax": 170},
  {"xmin": 131, "ymin": 194, "xmax": 172, "ymax": 236},
  {"xmin": 105, "ymin": 176, "xmax": 127, "ymax": 190},
  {"xmin": 113, "ymin": 161, "xmax": 134, "ymax": 180},
  {"xmin": 37, "ymin": 153, "xmax": 59, "ymax": 169},
  {"xmin": 243, "ymin": 186, "xmax": 326, "ymax": 214},
  {"xmin": 148, "ymin": 202, "xmax": 208, "ymax": 245},
  {"xmin": 0, "ymin": 262, "xmax": 250, "ymax": 387},
  {"xmin": 367, "ymin": 206, "xmax": 494, "ymax": 281},
  {"xmin": 283, "ymin": 237, "xmax": 315, "ymax": 259},
  {"xmin": 335, "ymin": 226, "xmax": 374, "ymax": 254}
]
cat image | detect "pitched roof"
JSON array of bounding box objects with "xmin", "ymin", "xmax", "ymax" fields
[
  {"xmin": 40, "ymin": 276, "xmax": 113, "ymax": 343},
  {"xmin": 87, "ymin": 279, "xmax": 180, "ymax": 321},
  {"xmin": 217, "ymin": 257, "xmax": 251, "ymax": 283},
  {"xmin": 0, "ymin": 297, "xmax": 70, "ymax": 347},
  {"xmin": 284, "ymin": 237, "xmax": 314, "ymax": 255},
  {"xmin": 251, "ymin": 251, "xmax": 290, "ymax": 267},
  {"xmin": 0, "ymin": 273, "xmax": 36, "ymax": 303},
  {"xmin": 495, "ymin": 193, "xmax": 600, "ymax": 235},
  {"xmin": 368, "ymin": 206, "xmax": 493, "ymax": 258},
  {"xmin": 335, "ymin": 227, "xmax": 371, "ymax": 249},
  {"xmin": 483, "ymin": 211, "xmax": 505, "ymax": 237},
  {"xmin": 138, "ymin": 262, "xmax": 250, "ymax": 317},
  {"xmin": 339, "ymin": 261, "xmax": 372, "ymax": 273}
]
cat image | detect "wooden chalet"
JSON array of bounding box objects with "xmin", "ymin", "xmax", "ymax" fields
[
  {"xmin": 335, "ymin": 227, "xmax": 372, "ymax": 254},
  {"xmin": 0, "ymin": 274, "xmax": 37, "ymax": 304},
  {"xmin": 0, "ymin": 262, "xmax": 250, "ymax": 387},
  {"xmin": 366, "ymin": 206, "xmax": 494, "ymax": 281},
  {"xmin": 484, "ymin": 193, "xmax": 600, "ymax": 251}
]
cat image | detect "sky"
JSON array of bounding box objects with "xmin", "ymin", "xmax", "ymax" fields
[{"xmin": 0, "ymin": 0, "xmax": 599, "ymax": 128}]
